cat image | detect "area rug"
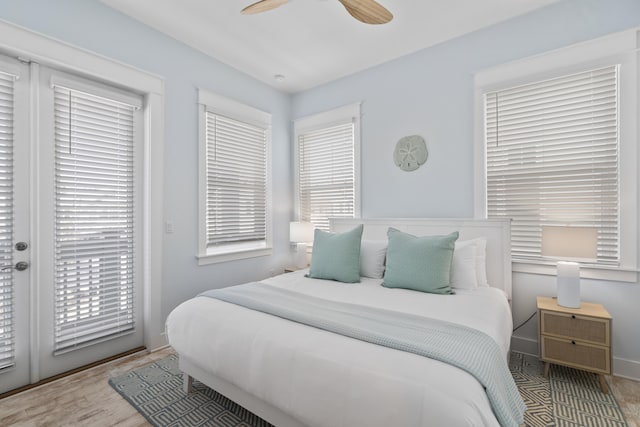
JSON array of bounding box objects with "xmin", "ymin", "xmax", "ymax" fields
[
  {"xmin": 509, "ymin": 352, "xmax": 627, "ymax": 427},
  {"xmin": 109, "ymin": 353, "xmax": 627, "ymax": 427}
]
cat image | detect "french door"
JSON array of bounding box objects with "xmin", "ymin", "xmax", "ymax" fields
[
  {"xmin": 0, "ymin": 55, "xmax": 31, "ymax": 393},
  {"xmin": 0, "ymin": 56, "xmax": 143, "ymax": 394}
]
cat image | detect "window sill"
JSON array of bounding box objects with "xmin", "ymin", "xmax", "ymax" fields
[
  {"xmin": 513, "ymin": 260, "xmax": 638, "ymax": 283},
  {"xmin": 197, "ymin": 246, "xmax": 272, "ymax": 265}
]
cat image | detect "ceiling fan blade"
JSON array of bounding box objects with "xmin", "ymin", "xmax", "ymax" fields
[
  {"xmin": 338, "ymin": 0, "xmax": 393, "ymax": 25},
  {"xmin": 241, "ymin": 0, "xmax": 289, "ymax": 15}
]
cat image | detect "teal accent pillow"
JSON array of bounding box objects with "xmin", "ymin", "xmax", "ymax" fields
[
  {"xmin": 382, "ymin": 228, "xmax": 459, "ymax": 294},
  {"xmin": 307, "ymin": 224, "xmax": 364, "ymax": 283}
]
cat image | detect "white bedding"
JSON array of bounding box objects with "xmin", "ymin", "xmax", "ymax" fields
[{"xmin": 167, "ymin": 270, "xmax": 513, "ymax": 427}]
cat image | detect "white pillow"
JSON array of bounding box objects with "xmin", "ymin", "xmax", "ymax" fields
[
  {"xmin": 450, "ymin": 242, "xmax": 477, "ymax": 289},
  {"xmin": 473, "ymin": 237, "xmax": 489, "ymax": 287},
  {"xmin": 360, "ymin": 240, "xmax": 387, "ymax": 279},
  {"xmin": 455, "ymin": 238, "xmax": 489, "ymax": 287}
]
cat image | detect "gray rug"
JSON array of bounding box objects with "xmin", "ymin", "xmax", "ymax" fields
[
  {"xmin": 509, "ymin": 352, "xmax": 627, "ymax": 426},
  {"xmin": 109, "ymin": 355, "xmax": 272, "ymax": 427},
  {"xmin": 109, "ymin": 353, "xmax": 627, "ymax": 427}
]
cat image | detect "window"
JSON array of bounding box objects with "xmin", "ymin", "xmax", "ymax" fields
[
  {"xmin": 474, "ymin": 28, "xmax": 638, "ymax": 281},
  {"xmin": 51, "ymin": 75, "xmax": 142, "ymax": 353},
  {"xmin": 484, "ymin": 66, "xmax": 619, "ymax": 265},
  {"xmin": 197, "ymin": 90, "xmax": 272, "ymax": 264},
  {"xmin": 295, "ymin": 104, "xmax": 361, "ymax": 231},
  {"xmin": 0, "ymin": 68, "xmax": 16, "ymax": 369}
]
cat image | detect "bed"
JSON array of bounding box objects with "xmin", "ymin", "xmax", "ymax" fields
[{"xmin": 166, "ymin": 218, "xmax": 522, "ymax": 427}]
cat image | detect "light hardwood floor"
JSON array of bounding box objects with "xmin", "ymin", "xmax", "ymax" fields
[
  {"xmin": 0, "ymin": 347, "xmax": 174, "ymax": 427},
  {"xmin": 0, "ymin": 348, "xmax": 639, "ymax": 426}
]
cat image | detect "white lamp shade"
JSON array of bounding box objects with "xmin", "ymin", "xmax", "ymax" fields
[
  {"xmin": 290, "ymin": 221, "xmax": 314, "ymax": 243},
  {"xmin": 541, "ymin": 226, "xmax": 597, "ymax": 260},
  {"xmin": 541, "ymin": 226, "xmax": 596, "ymax": 309}
]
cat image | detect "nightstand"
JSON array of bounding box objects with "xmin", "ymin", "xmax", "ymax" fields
[{"xmin": 537, "ymin": 296, "xmax": 612, "ymax": 393}]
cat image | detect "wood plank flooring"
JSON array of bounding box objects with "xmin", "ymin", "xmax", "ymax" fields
[
  {"xmin": 0, "ymin": 348, "xmax": 638, "ymax": 426},
  {"xmin": 0, "ymin": 347, "xmax": 173, "ymax": 427}
]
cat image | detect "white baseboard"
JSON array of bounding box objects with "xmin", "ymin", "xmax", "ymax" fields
[
  {"xmin": 146, "ymin": 332, "xmax": 169, "ymax": 351},
  {"xmin": 511, "ymin": 335, "xmax": 640, "ymax": 381},
  {"xmin": 149, "ymin": 343, "xmax": 171, "ymax": 352},
  {"xmin": 511, "ymin": 335, "xmax": 538, "ymax": 356},
  {"xmin": 612, "ymin": 357, "xmax": 640, "ymax": 381}
]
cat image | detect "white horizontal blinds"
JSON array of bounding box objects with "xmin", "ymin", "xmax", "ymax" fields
[
  {"xmin": 206, "ymin": 112, "xmax": 267, "ymax": 247},
  {"xmin": 53, "ymin": 83, "xmax": 138, "ymax": 352},
  {"xmin": 0, "ymin": 71, "xmax": 15, "ymax": 369},
  {"xmin": 298, "ymin": 121, "xmax": 355, "ymax": 231},
  {"xmin": 485, "ymin": 65, "xmax": 619, "ymax": 264}
]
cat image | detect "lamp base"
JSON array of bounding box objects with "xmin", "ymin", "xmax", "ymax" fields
[
  {"xmin": 294, "ymin": 243, "xmax": 308, "ymax": 269},
  {"xmin": 556, "ymin": 261, "xmax": 581, "ymax": 308}
]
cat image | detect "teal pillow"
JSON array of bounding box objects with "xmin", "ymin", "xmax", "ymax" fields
[
  {"xmin": 383, "ymin": 228, "xmax": 459, "ymax": 294},
  {"xmin": 307, "ymin": 224, "xmax": 364, "ymax": 283}
]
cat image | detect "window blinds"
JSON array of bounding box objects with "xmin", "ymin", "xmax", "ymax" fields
[
  {"xmin": 53, "ymin": 83, "xmax": 138, "ymax": 352},
  {"xmin": 485, "ymin": 65, "xmax": 619, "ymax": 264},
  {"xmin": 297, "ymin": 121, "xmax": 355, "ymax": 231},
  {"xmin": 0, "ymin": 71, "xmax": 15, "ymax": 370},
  {"xmin": 205, "ymin": 112, "xmax": 267, "ymax": 247}
]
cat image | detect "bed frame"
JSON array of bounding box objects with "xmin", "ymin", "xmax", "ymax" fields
[{"xmin": 180, "ymin": 217, "xmax": 512, "ymax": 427}]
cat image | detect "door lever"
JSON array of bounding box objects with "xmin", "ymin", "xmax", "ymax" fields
[{"xmin": 1, "ymin": 261, "xmax": 29, "ymax": 271}]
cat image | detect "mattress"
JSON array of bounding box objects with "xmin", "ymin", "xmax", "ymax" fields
[{"xmin": 166, "ymin": 270, "xmax": 514, "ymax": 427}]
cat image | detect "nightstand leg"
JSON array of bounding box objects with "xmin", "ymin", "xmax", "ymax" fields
[
  {"xmin": 598, "ymin": 375, "xmax": 608, "ymax": 394},
  {"xmin": 183, "ymin": 373, "xmax": 193, "ymax": 393},
  {"xmin": 544, "ymin": 362, "xmax": 550, "ymax": 378}
]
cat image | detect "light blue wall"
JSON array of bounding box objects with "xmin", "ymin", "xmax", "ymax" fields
[
  {"xmin": 292, "ymin": 0, "xmax": 640, "ymax": 376},
  {"xmin": 0, "ymin": 0, "xmax": 293, "ymax": 333},
  {"xmin": 2, "ymin": 0, "xmax": 639, "ymax": 377}
]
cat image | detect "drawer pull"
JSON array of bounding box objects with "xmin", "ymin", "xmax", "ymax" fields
[
  {"xmin": 572, "ymin": 340, "xmax": 576, "ymax": 345},
  {"xmin": 571, "ymin": 315, "xmax": 576, "ymax": 319}
]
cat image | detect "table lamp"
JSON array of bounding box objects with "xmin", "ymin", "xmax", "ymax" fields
[
  {"xmin": 290, "ymin": 221, "xmax": 314, "ymax": 268},
  {"xmin": 541, "ymin": 226, "xmax": 597, "ymax": 308}
]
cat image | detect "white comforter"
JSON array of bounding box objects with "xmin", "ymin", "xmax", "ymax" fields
[{"xmin": 166, "ymin": 271, "xmax": 513, "ymax": 427}]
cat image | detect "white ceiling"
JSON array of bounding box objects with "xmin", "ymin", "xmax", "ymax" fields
[{"xmin": 101, "ymin": 0, "xmax": 560, "ymax": 93}]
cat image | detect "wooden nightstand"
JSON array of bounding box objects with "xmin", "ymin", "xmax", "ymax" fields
[{"xmin": 537, "ymin": 296, "xmax": 612, "ymax": 393}]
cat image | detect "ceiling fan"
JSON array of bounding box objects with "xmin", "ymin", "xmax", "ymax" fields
[{"xmin": 241, "ymin": 0, "xmax": 393, "ymax": 25}]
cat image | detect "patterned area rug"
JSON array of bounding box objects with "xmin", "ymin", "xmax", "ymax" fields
[
  {"xmin": 109, "ymin": 355, "xmax": 272, "ymax": 427},
  {"xmin": 109, "ymin": 353, "xmax": 627, "ymax": 427},
  {"xmin": 509, "ymin": 352, "xmax": 627, "ymax": 426}
]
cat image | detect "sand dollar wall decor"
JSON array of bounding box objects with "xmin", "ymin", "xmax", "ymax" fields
[{"xmin": 393, "ymin": 135, "xmax": 428, "ymax": 172}]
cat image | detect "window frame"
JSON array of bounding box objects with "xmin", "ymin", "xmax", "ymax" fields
[
  {"xmin": 473, "ymin": 29, "xmax": 639, "ymax": 282},
  {"xmin": 197, "ymin": 89, "xmax": 273, "ymax": 265},
  {"xmin": 293, "ymin": 103, "xmax": 361, "ymax": 229}
]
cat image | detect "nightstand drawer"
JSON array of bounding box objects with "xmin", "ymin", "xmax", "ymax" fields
[
  {"xmin": 540, "ymin": 310, "xmax": 609, "ymax": 346},
  {"xmin": 541, "ymin": 336, "xmax": 610, "ymax": 374}
]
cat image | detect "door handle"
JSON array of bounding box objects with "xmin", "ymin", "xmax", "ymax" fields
[{"xmin": 1, "ymin": 261, "xmax": 29, "ymax": 271}]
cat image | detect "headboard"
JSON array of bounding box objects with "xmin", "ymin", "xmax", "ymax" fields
[{"xmin": 330, "ymin": 218, "xmax": 512, "ymax": 300}]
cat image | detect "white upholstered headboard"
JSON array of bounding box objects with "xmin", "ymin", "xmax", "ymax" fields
[{"xmin": 330, "ymin": 218, "xmax": 512, "ymax": 300}]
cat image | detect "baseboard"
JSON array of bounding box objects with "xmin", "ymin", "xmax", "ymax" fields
[
  {"xmin": 511, "ymin": 335, "xmax": 640, "ymax": 381},
  {"xmin": 511, "ymin": 335, "xmax": 538, "ymax": 356},
  {"xmin": 150, "ymin": 343, "xmax": 171, "ymax": 352},
  {"xmin": 146, "ymin": 332, "xmax": 169, "ymax": 351},
  {"xmin": 612, "ymin": 357, "xmax": 640, "ymax": 381}
]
